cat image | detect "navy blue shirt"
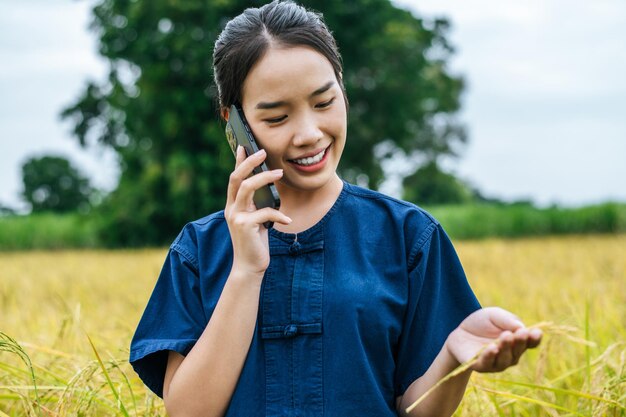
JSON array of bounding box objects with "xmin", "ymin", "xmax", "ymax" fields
[{"xmin": 130, "ymin": 182, "xmax": 480, "ymax": 416}]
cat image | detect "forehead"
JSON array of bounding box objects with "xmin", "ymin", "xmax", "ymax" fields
[{"xmin": 242, "ymin": 46, "xmax": 337, "ymax": 105}]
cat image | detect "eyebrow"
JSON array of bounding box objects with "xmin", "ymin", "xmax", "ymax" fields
[{"xmin": 255, "ymin": 80, "xmax": 336, "ymax": 110}]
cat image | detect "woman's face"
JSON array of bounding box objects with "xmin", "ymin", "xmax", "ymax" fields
[{"xmin": 240, "ymin": 45, "xmax": 347, "ymax": 195}]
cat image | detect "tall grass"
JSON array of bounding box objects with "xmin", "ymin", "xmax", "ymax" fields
[
  {"xmin": 455, "ymin": 234, "xmax": 626, "ymax": 415},
  {"xmin": 0, "ymin": 236, "xmax": 625, "ymax": 415},
  {"xmin": 0, "ymin": 249, "xmax": 166, "ymax": 416}
]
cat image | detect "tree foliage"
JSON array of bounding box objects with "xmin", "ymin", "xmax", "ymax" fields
[
  {"xmin": 21, "ymin": 156, "xmax": 93, "ymax": 213},
  {"xmin": 62, "ymin": 0, "xmax": 466, "ymax": 246},
  {"xmin": 402, "ymin": 161, "xmax": 473, "ymax": 206}
]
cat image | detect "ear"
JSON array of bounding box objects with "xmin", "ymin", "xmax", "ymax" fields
[{"xmin": 221, "ymin": 107, "xmax": 230, "ymax": 121}]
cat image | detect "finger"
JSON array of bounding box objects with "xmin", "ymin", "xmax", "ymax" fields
[
  {"xmin": 527, "ymin": 328, "xmax": 543, "ymax": 349},
  {"xmin": 511, "ymin": 328, "xmax": 530, "ymax": 363},
  {"xmin": 493, "ymin": 331, "xmax": 515, "ymax": 371},
  {"xmin": 232, "ymin": 169, "xmax": 283, "ymax": 212},
  {"xmin": 246, "ymin": 207, "xmax": 292, "ymax": 226},
  {"xmin": 473, "ymin": 343, "xmax": 499, "ymax": 372},
  {"xmin": 237, "ymin": 148, "xmax": 266, "ymax": 174},
  {"xmin": 227, "ymin": 148, "xmax": 267, "ymax": 206},
  {"xmin": 235, "ymin": 145, "xmax": 246, "ymax": 168},
  {"xmin": 486, "ymin": 307, "xmax": 525, "ymax": 332}
]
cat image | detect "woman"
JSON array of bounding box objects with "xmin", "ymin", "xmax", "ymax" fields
[{"xmin": 130, "ymin": 2, "xmax": 542, "ymax": 416}]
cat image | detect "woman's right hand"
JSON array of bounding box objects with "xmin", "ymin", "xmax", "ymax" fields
[{"xmin": 225, "ymin": 146, "xmax": 291, "ymax": 279}]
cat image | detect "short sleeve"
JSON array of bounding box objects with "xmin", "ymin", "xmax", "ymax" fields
[
  {"xmin": 129, "ymin": 232, "xmax": 206, "ymax": 398},
  {"xmin": 394, "ymin": 223, "xmax": 481, "ymax": 397}
]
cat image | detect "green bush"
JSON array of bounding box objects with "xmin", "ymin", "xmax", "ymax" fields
[
  {"xmin": 0, "ymin": 213, "xmax": 99, "ymax": 250},
  {"xmin": 427, "ymin": 203, "xmax": 626, "ymax": 240},
  {"xmin": 0, "ymin": 203, "xmax": 625, "ymax": 250}
]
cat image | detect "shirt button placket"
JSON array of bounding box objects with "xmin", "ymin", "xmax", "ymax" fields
[{"xmin": 284, "ymin": 324, "xmax": 298, "ymax": 338}]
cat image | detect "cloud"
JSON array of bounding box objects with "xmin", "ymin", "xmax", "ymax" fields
[{"xmin": 391, "ymin": 0, "xmax": 626, "ymax": 205}]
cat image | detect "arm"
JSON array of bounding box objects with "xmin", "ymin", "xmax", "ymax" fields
[
  {"xmin": 162, "ymin": 270, "xmax": 263, "ymax": 417},
  {"xmin": 396, "ymin": 307, "xmax": 543, "ymax": 417},
  {"xmin": 162, "ymin": 147, "xmax": 291, "ymax": 417}
]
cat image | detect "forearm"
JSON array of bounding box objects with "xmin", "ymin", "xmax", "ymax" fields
[
  {"xmin": 164, "ymin": 270, "xmax": 263, "ymax": 417},
  {"xmin": 397, "ymin": 343, "xmax": 472, "ymax": 417}
]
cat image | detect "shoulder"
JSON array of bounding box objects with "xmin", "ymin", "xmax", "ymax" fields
[
  {"xmin": 341, "ymin": 182, "xmax": 439, "ymax": 231},
  {"xmin": 338, "ymin": 182, "xmax": 442, "ymax": 255},
  {"xmin": 172, "ymin": 211, "xmax": 227, "ymax": 246},
  {"xmin": 169, "ymin": 211, "xmax": 230, "ymax": 271}
]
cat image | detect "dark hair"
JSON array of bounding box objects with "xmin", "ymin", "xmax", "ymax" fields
[{"xmin": 212, "ymin": 0, "xmax": 346, "ymax": 114}]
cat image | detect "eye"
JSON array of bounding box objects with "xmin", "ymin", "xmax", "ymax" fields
[
  {"xmin": 315, "ymin": 97, "xmax": 335, "ymax": 109},
  {"xmin": 264, "ymin": 115, "xmax": 287, "ymax": 124}
]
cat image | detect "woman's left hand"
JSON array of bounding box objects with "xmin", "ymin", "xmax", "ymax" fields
[{"xmin": 445, "ymin": 307, "xmax": 543, "ymax": 373}]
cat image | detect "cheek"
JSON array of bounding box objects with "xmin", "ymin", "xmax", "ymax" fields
[
  {"xmin": 265, "ymin": 147, "xmax": 284, "ymax": 165},
  {"xmin": 252, "ymin": 128, "xmax": 287, "ymax": 162},
  {"xmin": 248, "ymin": 123, "xmax": 274, "ymax": 150},
  {"xmin": 329, "ymin": 109, "xmax": 347, "ymax": 138}
]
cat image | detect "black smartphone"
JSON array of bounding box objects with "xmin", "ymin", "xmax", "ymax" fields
[{"xmin": 225, "ymin": 104, "xmax": 281, "ymax": 228}]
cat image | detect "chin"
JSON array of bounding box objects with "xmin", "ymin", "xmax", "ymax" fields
[{"xmin": 280, "ymin": 173, "xmax": 337, "ymax": 193}]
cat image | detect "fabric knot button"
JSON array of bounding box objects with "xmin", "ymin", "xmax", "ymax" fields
[
  {"xmin": 288, "ymin": 241, "xmax": 301, "ymax": 255},
  {"xmin": 283, "ymin": 324, "xmax": 298, "ymax": 338}
]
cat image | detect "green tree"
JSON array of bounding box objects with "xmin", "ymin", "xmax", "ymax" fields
[
  {"xmin": 21, "ymin": 156, "xmax": 94, "ymax": 213},
  {"xmin": 402, "ymin": 161, "xmax": 473, "ymax": 205},
  {"xmin": 62, "ymin": 0, "xmax": 465, "ymax": 246},
  {"xmin": 0, "ymin": 203, "xmax": 16, "ymax": 216}
]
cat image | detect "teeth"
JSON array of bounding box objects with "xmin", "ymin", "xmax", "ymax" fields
[{"xmin": 293, "ymin": 148, "xmax": 326, "ymax": 166}]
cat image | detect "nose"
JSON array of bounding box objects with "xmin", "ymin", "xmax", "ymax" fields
[{"xmin": 292, "ymin": 112, "xmax": 323, "ymax": 147}]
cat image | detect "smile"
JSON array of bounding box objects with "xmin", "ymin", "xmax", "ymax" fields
[{"xmin": 290, "ymin": 147, "xmax": 328, "ymax": 166}]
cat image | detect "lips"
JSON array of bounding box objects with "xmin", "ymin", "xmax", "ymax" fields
[{"xmin": 287, "ymin": 145, "xmax": 331, "ymax": 172}]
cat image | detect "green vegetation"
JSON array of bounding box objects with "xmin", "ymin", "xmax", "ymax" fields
[
  {"xmin": 20, "ymin": 155, "xmax": 95, "ymax": 214},
  {"xmin": 403, "ymin": 161, "xmax": 475, "ymax": 205},
  {"xmin": 61, "ymin": 0, "xmax": 466, "ymax": 246},
  {"xmin": 428, "ymin": 202, "xmax": 626, "ymax": 240},
  {"xmin": 0, "ymin": 213, "xmax": 99, "ymax": 250},
  {"xmin": 1, "ymin": 203, "xmax": 625, "ymax": 250}
]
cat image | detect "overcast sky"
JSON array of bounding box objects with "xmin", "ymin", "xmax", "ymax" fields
[{"xmin": 1, "ymin": 0, "xmax": 625, "ymax": 212}]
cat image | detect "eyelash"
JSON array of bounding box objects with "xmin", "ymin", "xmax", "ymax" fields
[
  {"xmin": 316, "ymin": 97, "xmax": 335, "ymax": 108},
  {"xmin": 263, "ymin": 97, "xmax": 336, "ymax": 125},
  {"xmin": 265, "ymin": 115, "xmax": 287, "ymax": 124}
]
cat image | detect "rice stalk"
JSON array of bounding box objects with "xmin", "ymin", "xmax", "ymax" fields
[
  {"xmin": 405, "ymin": 321, "xmax": 589, "ymax": 414},
  {"xmin": 478, "ymin": 386, "xmax": 587, "ymax": 416},
  {"xmin": 480, "ymin": 378, "xmax": 626, "ymax": 410},
  {"xmin": 0, "ymin": 332, "xmax": 41, "ymax": 417},
  {"xmin": 86, "ymin": 333, "xmax": 130, "ymax": 417}
]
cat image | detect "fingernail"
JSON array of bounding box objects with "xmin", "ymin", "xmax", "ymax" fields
[
  {"xmin": 513, "ymin": 320, "xmax": 525, "ymax": 329},
  {"xmin": 285, "ymin": 217, "xmax": 292, "ymax": 223},
  {"xmin": 274, "ymin": 169, "xmax": 283, "ymax": 175},
  {"xmin": 256, "ymin": 149, "xmax": 266, "ymax": 155}
]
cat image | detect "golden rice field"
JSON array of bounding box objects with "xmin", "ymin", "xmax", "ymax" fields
[{"xmin": 1, "ymin": 234, "xmax": 625, "ymax": 416}]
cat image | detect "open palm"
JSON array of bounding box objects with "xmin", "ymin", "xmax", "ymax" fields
[{"xmin": 446, "ymin": 307, "xmax": 542, "ymax": 373}]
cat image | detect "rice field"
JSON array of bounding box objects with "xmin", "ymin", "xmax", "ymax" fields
[{"xmin": 0, "ymin": 234, "xmax": 625, "ymax": 416}]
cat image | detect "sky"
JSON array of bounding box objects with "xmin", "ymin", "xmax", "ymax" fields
[{"xmin": 1, "ymin": 0, "xmax": 625, "ymax": 212}]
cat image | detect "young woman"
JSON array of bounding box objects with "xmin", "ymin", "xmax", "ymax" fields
[{"xmin": 130, "ymin": 2, "xmax": 542, "ymax": 416}]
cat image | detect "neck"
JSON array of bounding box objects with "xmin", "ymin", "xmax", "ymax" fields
[{"xmin": 273, "ymin": 174, "xmax": 343, "ymax": 234}]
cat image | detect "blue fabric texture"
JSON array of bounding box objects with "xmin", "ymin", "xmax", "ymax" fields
[{"xmin": 129, "ymin": 181, "xmax": 481, "ymax": 416}]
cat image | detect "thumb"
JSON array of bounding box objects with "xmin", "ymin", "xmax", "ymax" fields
[{"xmin": 486, "ymin": 307, "xmax": 525, "ymax": 331}]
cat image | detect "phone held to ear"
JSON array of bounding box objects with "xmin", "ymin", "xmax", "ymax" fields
[{"xmin": 225, "ymin": 104, "xmax": 281, "ymax": 229}]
